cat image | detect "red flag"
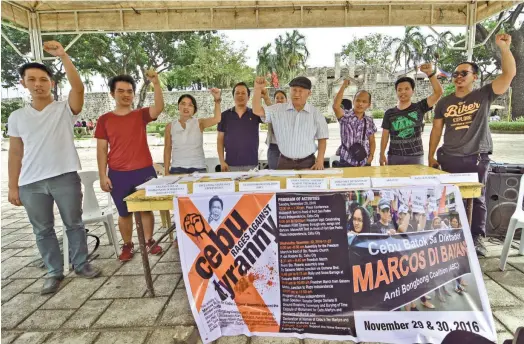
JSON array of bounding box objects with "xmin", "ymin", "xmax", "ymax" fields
[{"xmin": 271, "ymin": 72, "xmax": 279, "ymax": 88}]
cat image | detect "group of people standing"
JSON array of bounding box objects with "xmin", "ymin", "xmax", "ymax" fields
[
  {"xmin": 332, "ymin": 33, "xmax": 514, "ymax": 258},
  {"xmin": 74, "ymin": 118, "xmax": 95, "ymax": 135},
  {"xmin": 6, "ymin": 33, "xmax": 516, "ymax": 295}
]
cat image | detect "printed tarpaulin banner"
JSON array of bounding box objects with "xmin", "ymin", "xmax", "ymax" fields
[
  {"xmin": 349, "ymin": 230, "xmax": 471, "ymax": 311},
  {"xmin": 173, "ymin": 186, "xmax": 496, "ymax": 344}
]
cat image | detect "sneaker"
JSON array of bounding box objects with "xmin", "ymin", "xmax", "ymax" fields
[
  {"xmin": 75, "ymin": 263, "xmax": 101, "ymax": 279},
  {"xmin": 41, "ymin": 275, "xmax": 64, "ymax": 295},
  {"xmin": 474, "ymin": 235, "xmax": 487, "ymax": 257},
  {"xmin": 147, "ymin": 238, "xmax": 163, "ymax": 255},
  {"xmin": 119, "ymin": 242, "xmax": 135, "ymax": 262}
]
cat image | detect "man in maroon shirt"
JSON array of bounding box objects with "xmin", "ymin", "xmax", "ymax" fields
[{"xmin": 95, "ymin": 72, "xmax": 164, "ymax": 262}]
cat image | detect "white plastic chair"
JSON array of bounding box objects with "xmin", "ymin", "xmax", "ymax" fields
[
  {"xmin": 205, "ymin": 157, "xmax": 220, "ymax": 173},
  {"xmin": 63, "ymin": 171, "xmax": 120, "ymax": 272},
  {"xmin": 329, "ymin": 155, "xmax": 340, "ymax": 168},
  {"xmin": 499, "ymin": 174, "xmax": 524, "ymax": 271}
]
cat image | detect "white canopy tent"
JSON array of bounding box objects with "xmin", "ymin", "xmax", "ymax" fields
[{"xmin": 1, "ymin": 1, "xmax": 519, "ymax": 62}]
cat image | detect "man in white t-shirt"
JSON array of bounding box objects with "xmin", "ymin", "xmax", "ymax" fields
[{"xmin": 7, "ymin": 41, "xmax": 100, "ymax": 295}]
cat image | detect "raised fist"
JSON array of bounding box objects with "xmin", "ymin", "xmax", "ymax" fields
[
  {"xmin": 254, "ymin": 76, "xmax": 266, "ymax": 90},
  {"xmin": 183, "ymin": 213, "xmax": 205, "ymax": 239},
  {"xmin": 419, "ymin": 63, "xmax": 434, "ymax": 76},
  {"xmin": 145, "ymin": 68, "xmax": 160, "ymax": 85},
  {"xmin": 43, "ymin": 41, "xmax": 66, "ymax": 57},
  {"xmin": 495, "ymin": 33, "xmax": 511, "ymax": 49},
  {"xmin": 210, "ymin": 88, "xmax": 221, "ymax": 100}
]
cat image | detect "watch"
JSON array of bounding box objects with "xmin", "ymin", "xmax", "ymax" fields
[{"xmin": 428, "ymin": 72, "xmax": 437, "ymax": 78}]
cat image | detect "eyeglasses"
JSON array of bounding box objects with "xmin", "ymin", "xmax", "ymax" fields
[{"xmin": 452, "ymin": 70, "xmax": 474, "ymax": 78}]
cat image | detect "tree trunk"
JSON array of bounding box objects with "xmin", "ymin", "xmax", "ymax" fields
[
  {"xmin": 53, "ymin": 82, "xmax": 59, "ymax": 101},
  {"xmin": 511, "ymin": 56, "xmax": 524, "ymax": 120},
  {"xmin": 475, "ymin": 6, "xmax": 523, "ymax": 119},
  {"xmin": 510, "ymin": 30, "xmax": 523, "ymax": 119},
  {"xmin": 137, "ymin": 80, "xmax": 150, "ymax": 109}
]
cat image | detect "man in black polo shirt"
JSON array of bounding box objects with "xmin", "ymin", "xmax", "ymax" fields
[{"xmin": 217, "ymin": 82, "xmax": 262, "ymax": 172}]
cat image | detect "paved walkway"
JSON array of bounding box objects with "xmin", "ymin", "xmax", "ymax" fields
[{"xmin": 2, "ymin": 142, "xmax": 524, "ymax": 344}]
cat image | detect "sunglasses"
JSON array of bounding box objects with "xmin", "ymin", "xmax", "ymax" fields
[{"xmin": 452, "ymin": 70, "xmax": 474, "ymax": 78}]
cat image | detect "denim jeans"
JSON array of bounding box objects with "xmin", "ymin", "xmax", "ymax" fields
[
  {"xmin": 437, "ymin": 148, "xmax": 490, "ymax": 238},
  {"xmin": 267, "ymin": 144, "xmax": 281, "ymax": 170},
  {"xmin": 19, "ymin": 172, "xmax": 88, "ymax": 277}
]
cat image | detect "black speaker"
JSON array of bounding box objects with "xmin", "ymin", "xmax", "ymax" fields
[{"xmin": 486, "ymin": 171, "xmax": 523, "ymax": 237}]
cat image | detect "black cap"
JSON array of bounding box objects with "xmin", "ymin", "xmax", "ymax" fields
[{"xmin": 289, "ymin": 76, "xmax": 312, "ymax": 90}]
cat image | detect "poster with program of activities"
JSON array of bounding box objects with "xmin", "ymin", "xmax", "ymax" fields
[{"xmin": 173, "ymin": 186, "xmax": 496, "ymax": 344}]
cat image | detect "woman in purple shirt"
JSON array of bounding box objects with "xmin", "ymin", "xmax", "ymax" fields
[{"xmin": 333, "ymin": 79, "xmax": 377, "ymax": 167}]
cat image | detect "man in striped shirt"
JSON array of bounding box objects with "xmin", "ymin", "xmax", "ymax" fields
[{"xmin": 252, "ymin": 76, "xmax": 329, "ymax": 170}]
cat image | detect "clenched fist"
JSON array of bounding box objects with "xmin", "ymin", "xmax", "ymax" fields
[
  {"xmin": 495, "ymin": 33, "xmax": 511, "ymax": 49},
  {"xmin": 419, "ymin": 63, "xmax": 434, "ymax": 76},
  {"xmin": 146, "ymin": 68, "xmax": 160, "ymax": 85},
  {"xmin": 210, "ymin": 88, "xmax": 221, "ymax": 100},
  {"xmin": 254, "ymin": 76, "xmax": 266, "ymax": 91},
  {"xmin": 43, "ymin": 41, "xmax": 66, "ymax": 57}
]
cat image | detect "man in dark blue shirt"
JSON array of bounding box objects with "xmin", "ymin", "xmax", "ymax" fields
[{"xmin": 217, "ymin": 82, "xmax": 262, "ymax": 172}]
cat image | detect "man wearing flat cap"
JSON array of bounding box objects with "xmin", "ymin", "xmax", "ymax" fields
[{"xmin": 252, "ymin": 76, "xmax": 329, "ymax": 170}]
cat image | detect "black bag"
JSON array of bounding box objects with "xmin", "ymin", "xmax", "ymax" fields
[{"xmin": 341, "ymin": 118, "xmax": 368, "ymax": 163}]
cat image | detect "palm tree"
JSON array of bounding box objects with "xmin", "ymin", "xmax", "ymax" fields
[
  {"xmin": 256, "ymin": 30, "xmax": 310, "ymax": 85},
  {"xmin": 284, "ymin": 30, "xmax": 309, "ymax": 79},
  {"xmin": 423, "ymin": 31, "xmax": 454, "ymax": 70},
  {"xmin": 274, "ymin": 35, "xmax": 289, "ymax": 81},
  {"xmin": 391, "ymin": 26, "xmax": 426, "ymax": 74},
  {"xmin": 256, "ymin": 43, "xmax": 274, "ymax": 76}
]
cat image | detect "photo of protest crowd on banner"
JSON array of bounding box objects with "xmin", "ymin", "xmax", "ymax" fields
[
  {"xmin": 343, "ymin": 187, "xmax": 484, "ymax": 313},
  {"xmin": 343, "ymin": 186, "xmax": 462, "ymax": 235}
]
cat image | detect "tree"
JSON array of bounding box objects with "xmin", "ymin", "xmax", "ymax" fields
[
  {"xmin": 255, "ymin": 30, "xmax": 310, "ymax": 84},
  {"xmin": 161, "ymin": 34, "xmax": 254, "ymax": 91},
  {"xmin": 476, "ymin": 3, "xmax": 524, "ymax": 119},
  {"xmin": 1, "ymin": 25, "xmax": 109, "ymax": 100},
  {"xmin": 422, "ymin": 31, "xmax": 454, "ymax": 68},
  {"xmin": 1, "ymin": 26, "xmax": 30, "ymax": 89},
  {"xmin": 341, "ymin": 33, "xmax": 394, "ymax": 74},
  {"xmin": 256, "ymin": 43, "xmax": 274, "ymax": 76},
  {"xmin": 1, "ymin": 100, "xmax": 23, "ymax": 125},
  {"xmin": 282, "ymin": 30, "xmax": 309, "ymax": 80},
  {"xmin": 391, "ymin": 26, "xmax": 426, "ymax": 74},
  {"xmin": 84, "ymin": 31, "xmax": 215, "ymax": 108}
]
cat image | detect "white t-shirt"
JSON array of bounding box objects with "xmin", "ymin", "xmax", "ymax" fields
[{"xmin": 8, "ymin": 101, "xmax": 81, "ymax": 186}]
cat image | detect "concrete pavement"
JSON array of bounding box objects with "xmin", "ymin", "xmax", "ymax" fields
[{"xmin": 2, "ymin": 132, "xmax": 524, "ymax": 344}]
